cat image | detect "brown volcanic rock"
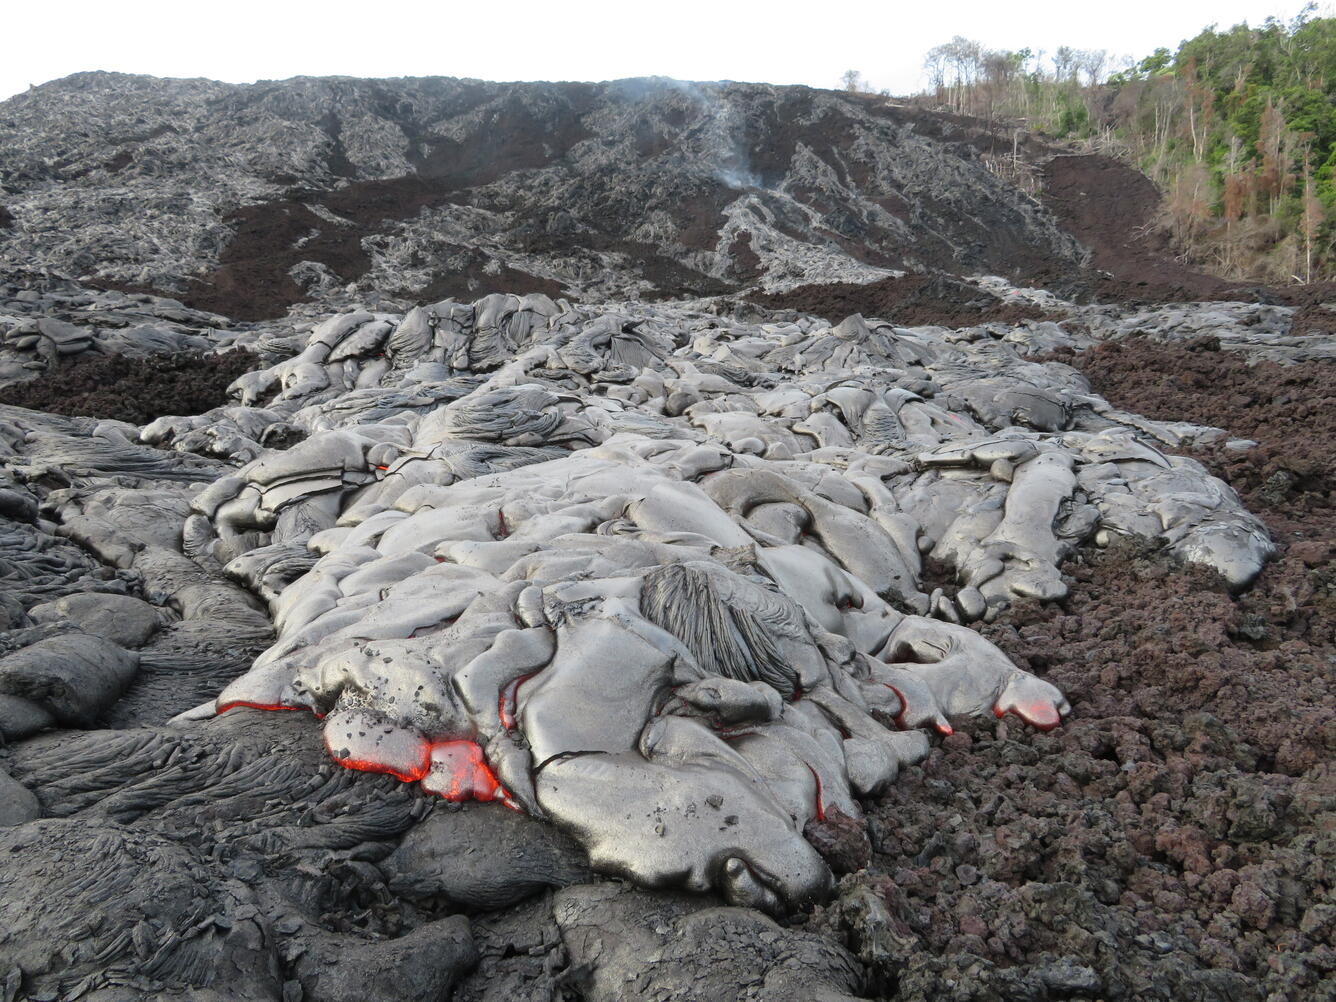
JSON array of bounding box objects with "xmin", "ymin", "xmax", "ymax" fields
[
  {"xmin": 844, "ymin": 535, "xmax": 1334, "ymax": 1000},
  {"xmin": 0, "ymin": 348, "xmax": 259, "ymax": 423},
  {"xmin": 180, "ymin": 200, "xmax": 369, "ymax": 321},
  {"xmin": 1058, "ymin": 336, "xmax": 1336, "ymax": 516},
  {"xmin": 3, "ymin": 75, "xmax": 1335, "ymax": 1002},
  {"xmin": 1039, "ymin": 153, "xmax": 1336, "ymax": 311},
  {"xmin": 805, "ymin": 805, "xmax": 874, "ymax": 875},
  {"xmin": 827, "ymin": 336, "xmax": 1336, "ymax": 1001},
  {"xmin": 752, "ymin": 272, "xmax": 1047, "ymax": 327},
  {"xmin": 1040, "ymin": 154, "xmax": 1230, "ymax": 300}
]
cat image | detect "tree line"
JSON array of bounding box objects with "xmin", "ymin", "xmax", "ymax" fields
[
  {"xmin": 921, "ymin": 38, "xmax": 1111, "ymax": 126},
  {"xmin": 842, "ymin": 6, "xmax": 1336, "ymax": 283},
  {"xmin": 1108, "ymin": 9, "xmax": 1335, "ymax": 282}
]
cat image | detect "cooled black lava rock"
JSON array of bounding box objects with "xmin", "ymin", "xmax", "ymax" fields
[{"xmin": 0, "ymin": 74, "xmax": 1089, "ymax": 318}]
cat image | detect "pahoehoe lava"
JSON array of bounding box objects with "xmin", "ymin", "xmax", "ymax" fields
[{"xmin": 0, "ymin": 70, "xmax": 1331, "ymax": 1002}]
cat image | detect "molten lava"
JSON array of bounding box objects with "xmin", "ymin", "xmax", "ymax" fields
[
  {"xmin": 421, "ymin": 739, "xmax": 514, "ymax": 807},
  {"xmin": 996, "ymin": 702, "xmax": 1063, "ymax": 731},
  {"xmin": 217, "ymin": 700, "xmax": 302, "ymax": 714},
  {"xmin": 498, "ymin": 673, "xmax": 537, "ymax": 731}
]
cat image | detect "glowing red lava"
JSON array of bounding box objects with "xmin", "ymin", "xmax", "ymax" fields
[
  {"xmin": 422, "ymin": 739, "xmax": 514, "ymax": 807},
  {"xmin": 217, "ymin": 700, "xmax": 302, "ymax": 714},
  {"xmin": 323, "ymin": 725, "xmax": 431, "ymax": 783},
  {"xmin": 498, "ymin": 673, "xmax": 538, "ymax": 731},
  {"xmin": 883, "ymin": 684, "xmax": 951, "ymax": 735},
  {"xmin": 995, "ymin": 702, "xmax": 1062, "ymax": 731},
  {"xmin": 218, "ymin": 688, "xmax": 519, "ymax": 806},
  {"xmin": 885, "ymin": 683, "xmax": 909, "ymax": 729},
  {"xmin": 331, "ymin": 755, "xmax": 429, "ymax": 783}
]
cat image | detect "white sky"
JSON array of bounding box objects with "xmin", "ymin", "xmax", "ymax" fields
[{"xmin": 0, "ymin": 0, "xmax": 1323, "ymax": 103}]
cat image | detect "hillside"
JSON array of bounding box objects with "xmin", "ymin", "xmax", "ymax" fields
[
  {"xmin": 0, "ymin": 73, "xmax": 1099, "ymax": 319},
  {"xmin": 905, "ymin": 13, "xmax": 1336, "ymax": 285},
  {"xmin": 0, "ymin": 68, "xmax": 1332, "ymax": 1002}
]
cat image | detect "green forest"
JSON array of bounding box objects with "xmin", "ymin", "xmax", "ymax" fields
[{"xmin": 906, "ymin": 7, "xmax": 1336, "ymax": 283}]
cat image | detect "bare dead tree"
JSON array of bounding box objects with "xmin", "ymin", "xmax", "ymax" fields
[{"xmin": 840, "ymin": 70, "xmax": 866, "ymax": 94}]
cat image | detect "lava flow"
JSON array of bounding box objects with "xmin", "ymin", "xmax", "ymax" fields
[{"xmin": 421, "ymin": 739, "xmax": 516, "ymax": 808}]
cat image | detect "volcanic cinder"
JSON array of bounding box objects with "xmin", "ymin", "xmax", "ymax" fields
[{"xmin": 0, "ymin": 71, "xmax": 1329, "ymax": 1002}]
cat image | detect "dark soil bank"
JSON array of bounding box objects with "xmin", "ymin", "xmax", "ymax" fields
[
  {"xmin": 1040, "ymin": 154, "xmax": 1235, "ymax": 304},
  {"xmin": 819, "ymin": 340, "xmax": 1335, "ymax": 1001},
  {"xmin": 0, "ymin": 349, "xmax": 258, "ymax": 424},
  {"xmin": 1062, "ymin": 336, "xmax": 1336, "ymax": 521},
  {"xmin": 1040, "ymin": 153, "xmax": 1336, "ymax": 315},
  {"xmin": 752, "ymin": 273, "xmax": 1046, "ymax": 328}
]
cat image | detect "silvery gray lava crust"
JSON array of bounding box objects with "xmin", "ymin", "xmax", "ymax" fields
[
  {"xmin": 0, "ymin": 73, "xmax": 1087, "ymax": 318},
  {"xmin": 0, "ymin": 260, "xmax": 1300, "ymax": 999},
  {"xmin": 0, "ymin": 72, "xmax": 1324, "ymax": 1002}
]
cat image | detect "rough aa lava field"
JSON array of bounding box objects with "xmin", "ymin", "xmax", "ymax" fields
[{"xmin": 0, "ymin": 73, "xmax": 1332, "ymax": 1002}]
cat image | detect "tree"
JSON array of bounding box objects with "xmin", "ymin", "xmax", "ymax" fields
[
  {"xmin": 1180, "ymin": 58, "xmax": 1215, "ymax": 161},
  {"xmin": 1257, "ymin": 96, "xmax": 1288, "ymax": 212},
  {"xmin": 910, "ymin": 14, "xmax": 1336, "ymax": 281},
  {"xmin": 1076, "ymin": 49, "xmax": 1110, "ymax": 88},
  {"xmin": 1301, "ymin": 157, "xmax": 1326, "ymax": 281},
  {"xmin": 1139, "ymin": 48, "xmax": 1174, "ymax": 78},
  {"xmin": 1053, "ymin": 47, "xmax": 1078, "ymax": 82},
  {"xmin": 923, "ymin": 47, "xmax": 949, "ymax": 102},
  {"xmin": 840, "ymin": 70, "xmax": 866, "ymax": 94},
  {"xmin": 928, "ymin": 36, "xmax": 986, "ymax": 114}
]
